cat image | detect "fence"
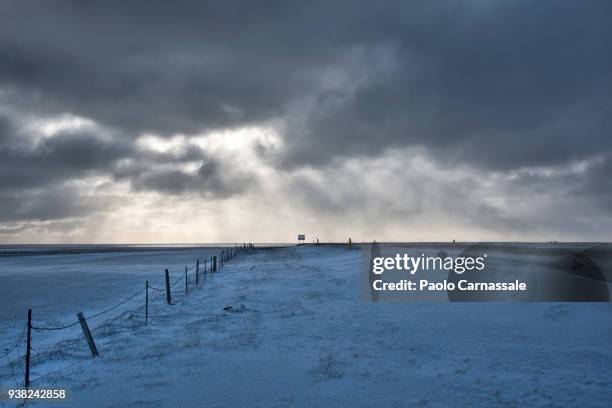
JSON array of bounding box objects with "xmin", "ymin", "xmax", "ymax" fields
[{"xmin": 0, "ymin": 244, "xmax": 255, "ymax": 403}]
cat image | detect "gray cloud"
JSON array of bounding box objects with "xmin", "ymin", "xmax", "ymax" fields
[
  {"xmin": 129, "ymin": 159, "xmax": 254, "ymax": 198},
  {"xmin": 0, "ymin": 112, "xmax": 254, "ymax": 221},
  {"xmin": 0, "ymin": 1, "xmax": 611, "ymax": 239},
  {"xmin": 0, "ymin": 121, "xmax": 130, "ymax": 191},
  {"xmin": 280, "ymin": 3, "xmax": 612, "ymax": 170},
  {"xmin": 0, "ymin": 1, "xmax": 609, "ymax": 169},
  {"xmin": 0, "ymin": 186, "xmax": 114, "ymax": 222}
]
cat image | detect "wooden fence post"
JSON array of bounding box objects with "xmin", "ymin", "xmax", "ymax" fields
[
  {"xmin": 77, "ymin": 312, "xmax": 100, "ymax": 358},
  {"xmin": 24, "ymin": 309, "xmax": 32, "ymax": 388},
  {"xmin": 165, "ymin": 269, "xmax": 172, "ymax": 304},
  {"xmin": 213, "ymin": 256, "xmax": 217, "ymax": 273},
  {"xmin": 196, "ymin": 259, "xmax": 200, "ymax": 285},
  {"xmin": 204, "ymin": 258, "xmax": 207, "ymax": 277},
  {"xmin": 185, "ymin": 266, "xmax": 188, "ymax": 295},
  {"xmin": 145, "ymin": 281, "xmax": 149, "ymax": 326}
]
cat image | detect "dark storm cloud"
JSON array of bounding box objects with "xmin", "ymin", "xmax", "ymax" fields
[
  {"xmin": 0, "ymin": 117, "xmax": 131, "ymax": 221},
  {"xmin": 0, "ymin": 1, "xmax": 332, "ymax": 134},
  {"xmin": 129, "ymin": 159, "xmax": 253, "ymax": 198},
  {"xmin": 1, "ymin": 1, "xmax": 610, "ymax": 169},
  {"xmin": 0, "ymin": 186, "xmax": 109, "ymax": 222},
  {"xmin": 0, "ymin": 1, "xmax": 611, "ymax": 235},
  {"xmin": 280, "ymin": 2, "xmax": 612, "ymax": 170},
  {"xmin": 0, "ymin": 112, "xmax": 250, "ymax": 221},
  {"xmin": 0, "ymin": 118, "xmax": 131, "ymax": 191}
]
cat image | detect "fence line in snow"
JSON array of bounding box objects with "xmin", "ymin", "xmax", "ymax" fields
[{"xmin": 0, "ymin": 243, "xmax": 256, "ymax": 397}]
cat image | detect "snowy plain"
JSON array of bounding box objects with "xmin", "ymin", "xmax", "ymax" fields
[{"xmin": 1, "ymin": 245, "xmax": 611, "ymax": 407}]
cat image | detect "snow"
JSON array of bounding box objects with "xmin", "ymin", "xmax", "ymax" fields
[{"xmin": 1, "ymin": 245, "xmax": 611, "ymax": 407}]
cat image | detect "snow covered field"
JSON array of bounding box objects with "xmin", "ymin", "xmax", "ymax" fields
[{"xmin": 1, "ymin": 245, "xmax": 611, "ymax": 407}]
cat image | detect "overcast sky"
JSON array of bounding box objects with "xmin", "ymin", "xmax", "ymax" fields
[{"xmin": 0, "ymin": 1, "xmax": 611, "ymax": 243}]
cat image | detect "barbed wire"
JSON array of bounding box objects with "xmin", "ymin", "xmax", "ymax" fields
[
  {"xmin": 29, "ymin": 359, "xmax": 95, "ymax": 385},
  {"xmin": 31, "ymin": 319, "xmax": 80, "ymax": 332},
  {"xmin": 0, "ymin": 324, "xmax": 26, "ymax": 359},
  {"xmin": 32, "ymin": 287, "xmax": 146, "ymax": 331},
  {"xmin": 86, "ymin": 287, "xmax": 146, "ymax": 321},
  {"xmin": 2, "ymin": 250, "xmax": 243, "ymax": 391},
  {"xmin": 1, "ymin": 346, "xmax": 23, "ymax": 390},
  {"xmin": 170, "ymin": 272, "xmax": 185, "ymax": 288}
]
